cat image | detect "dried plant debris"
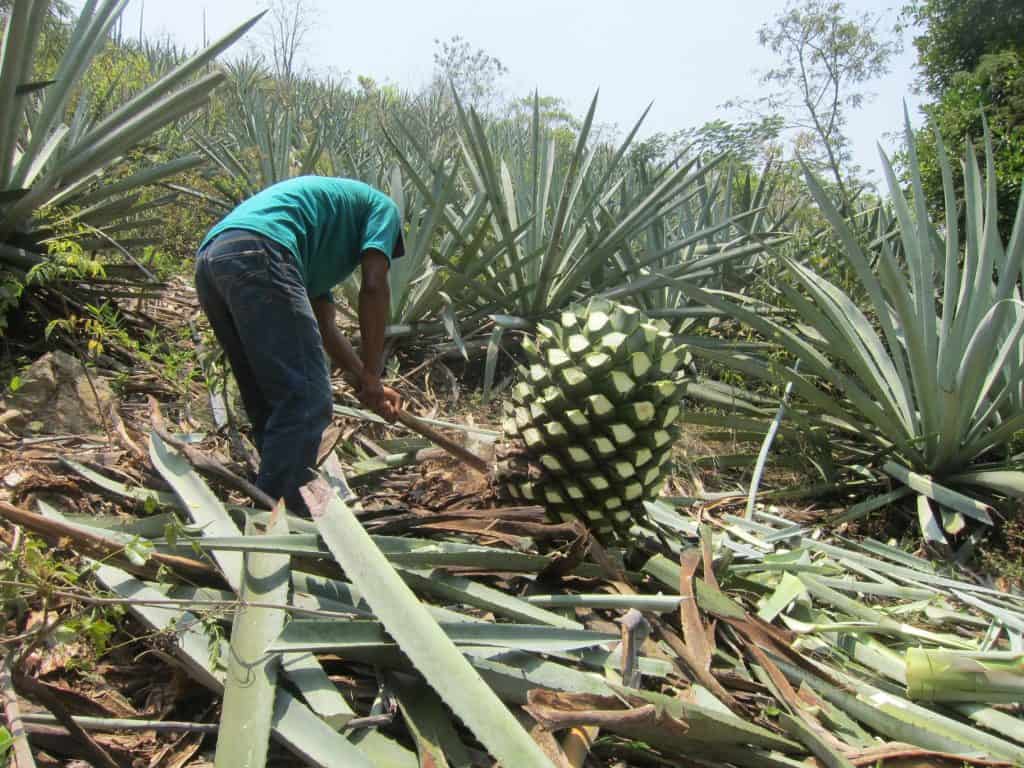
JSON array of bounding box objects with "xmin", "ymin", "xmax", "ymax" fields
[{"xmin": 1, "ymin": 433, "xmax": 1023, "ymax": 768}]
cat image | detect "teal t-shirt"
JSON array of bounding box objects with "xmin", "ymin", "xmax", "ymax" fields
[{"xmin": 200, "ymin": 176, "xmax": 402, "ymax": 298}]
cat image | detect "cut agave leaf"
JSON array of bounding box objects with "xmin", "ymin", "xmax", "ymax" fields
[
  {"xmin": 906, "ymin": 649, "xmax": 1024, "ymax": 704},
  {"xmin": 269, "ymin": 620, "xmax": 616, "ymax": 654},
  {"xmin": 303, "ymin": 477, "xmax": 556, "ymax": 767},
  {"xmin": 215, "ymin": 513, "xmax": 290, "ymax": 768},
  {"xmin": 89, "ymin": 560, "xmax": 382, "ymax": 768}
]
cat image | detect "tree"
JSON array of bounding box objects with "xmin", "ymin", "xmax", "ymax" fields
[
  {"xmin": 683, "ymin": 116, "xmax": 785, "ymax": 165},
  {"xmin": 503, "ymin": 93, "xmax": 579, "ymax": 134},
  {"xmin": 903, "ymin": 0, "xmax": 1024, "ymax": 239},
  {"xmin": 627, "ymin": 117, "xmax": 784, "ymax": 171},
  {"xmin": 746, "ymin": 0, "xmax": 900, "ymax": 213},
  {"xmin": 431, "ymin": 35, "xmax": 507, "ymax": 114},
  {"xmin": 260, "ymin": 0, "xmax": 318, "ymax": 85},
  {"xmin": 903, "ymin": 0, "xmax": 1024, "ymax": 95}
]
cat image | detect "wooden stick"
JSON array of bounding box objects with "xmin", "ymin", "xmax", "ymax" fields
[
  {"xmin": 12, "ymin": 672, "xmax": 125, "ymax": 768},
  {"xmin": 561, "ymin": 725, "xmax": 599, "ymax": 768},
  {"xmin": 0, "ymin": 500, "xmax": 224, "ymax": 587},
  {"xmin": 148, "ymin": 396, "xmax": 277, "ymax": 509},
  {"xmin": 559, "ymin": 610, "xmax": 652, "ymax": 768},
  {"xmin": 620, "ymin": 608, "xmax": 650, "ymax": 689},
  {"xmin": 395, "ymin": 411, "xmax": 490, "ymax": 475}
]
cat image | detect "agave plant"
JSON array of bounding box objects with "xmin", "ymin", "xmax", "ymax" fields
[
  {"xmin": 190, "ymin": 57, "xmax": 351, "ymax": 213},
  {"xmin": 380, "ymin": 91, "xmax": 768, "ymax": 329},
  {"xmin": 326, "ymin": 81, "xmax": 444, "ymax": 185},
  {"xmin": 0, "ymin": 0, "xmax": 261, "ymax": 266},
  {"xmin": 673, "ymin": 113, "xmax": 1024, "ymax": 540},
  {"xmin": 337, "ymin": 160, "xmax": 491, "ymax": 347},
  {"xmin": 388, "ymin": 94, "xmax": 777, "ymax": 343},
  {"xmin": 605, "ymin": 155, "xmax": 792, "ymax": 329},
  {"xmin": 449, "ymin": 91, "xmax": 747, "ymax": 322}
]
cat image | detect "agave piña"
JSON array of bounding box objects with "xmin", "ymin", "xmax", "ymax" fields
[{"xmin": 500, "ymin": 298, "xmax": 686, "ymax": 540}]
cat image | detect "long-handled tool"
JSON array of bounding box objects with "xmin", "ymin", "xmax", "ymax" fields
[{"xmin": 394, "ymin": 410, "xmax": 491, "ymax": 476}]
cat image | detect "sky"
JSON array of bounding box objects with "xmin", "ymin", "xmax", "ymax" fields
[{"xmin": 107, "ymin": 0, "xmax": 923, "ymax": 185}]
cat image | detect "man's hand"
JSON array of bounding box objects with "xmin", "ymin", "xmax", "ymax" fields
[{"xmin": 358, "ymin": 371, "xmax": 401, "ymax": 422}]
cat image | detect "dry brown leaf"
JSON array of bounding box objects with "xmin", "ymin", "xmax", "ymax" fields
[{"xmin": 525, "ymin": 689, "xmax": 690, "ymax": 746}]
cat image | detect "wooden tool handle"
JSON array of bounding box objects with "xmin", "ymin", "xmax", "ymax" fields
[{"xmin": 394, "ymin": 410, "xmax": 491, "ymax": 475}]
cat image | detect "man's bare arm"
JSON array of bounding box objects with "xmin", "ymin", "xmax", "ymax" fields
[
  {"xmin": 311, "ymin": 252, "xmax": 400, "ymax": 420},
  {"xmin": 358, "ymin": 250, "xmax": 390, "ymax": 380},
  {"xmin": 312, "ymin": 297, "xmax": 363, "ymax": 382},
  {"xmin": 355, "ymin": 250, "xmax": 400, "ymax": 420}
]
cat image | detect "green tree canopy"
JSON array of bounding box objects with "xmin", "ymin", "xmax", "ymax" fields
[
  {"xmin": 904, "ymin": 0, "xmax": 1024, "ymax": 94},
  {"xmin": 906, "ymin": 0, "xmax": 1024, "ymax": 238},
  {"xmin": 915, "ymin": 50, "xmax": 1024, "ymax": 238}
]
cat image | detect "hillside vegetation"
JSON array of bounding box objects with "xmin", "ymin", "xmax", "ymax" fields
[{"xmin": 1, "ymin": 2, "xmax": 1023, "ymax": 766}]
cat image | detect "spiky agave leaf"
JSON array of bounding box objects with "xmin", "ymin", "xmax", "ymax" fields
[
  {"xmin": 0, "ymin": 1, "xmax": 262, "ymax": 257},
  {"xmin": 906, "ymin": 649, "xmax": 1024, "ymax": 704}
]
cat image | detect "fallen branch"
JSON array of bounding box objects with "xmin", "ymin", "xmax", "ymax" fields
[
  {"xmin": 525, "ymin": 689, "xmax": 691, "ymax": 757},
  {"xmin": 12, "ymin": 670, "xmax": 125, "ymax": 768},
  {"xmin": 0, "ymin": 500, "xmax": 224, "ymax": 587},
  {"xmin": 529, "ymin": 700, "xmax": 659, "ymax": 731},
  {"xmin": 105, "ymin": 403, "xmax": 145, "ymax": 462},
  {"xmin": 149, "ymin": 396, "xmax": 276, "ymax": 509}
]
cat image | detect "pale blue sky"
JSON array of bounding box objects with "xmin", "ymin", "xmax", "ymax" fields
[{"xmin": 114, "ymin": 0, "xmax": 923, "ymax": 184}]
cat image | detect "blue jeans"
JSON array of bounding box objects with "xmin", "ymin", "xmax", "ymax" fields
[{"xmin": 194, "ymin": 230, "xmax": 332, "ymax": 514}]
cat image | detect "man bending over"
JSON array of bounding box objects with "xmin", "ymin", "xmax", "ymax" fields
[{"xmin": 195, "ymin": 176, "xmax": 403, "ymax": 513}]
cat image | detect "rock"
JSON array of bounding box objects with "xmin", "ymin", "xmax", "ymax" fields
[{"xmin": 1, "ymin": 351, "xmax": 115, "ymax": 435}]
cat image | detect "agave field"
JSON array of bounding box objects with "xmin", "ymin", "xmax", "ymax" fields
[{"xmin": 1, "ymin": 1, "xmax": 1024, "ymax": 766}]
